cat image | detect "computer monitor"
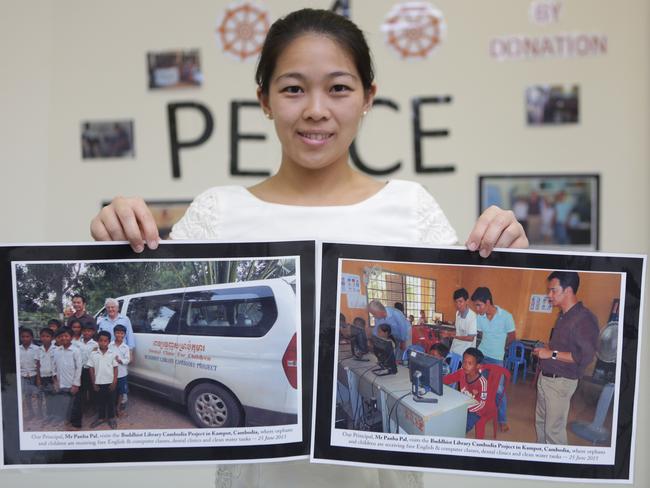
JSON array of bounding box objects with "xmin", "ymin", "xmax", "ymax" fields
[
  {"xmin": 371, "ymin": 335, "xmax": 397, "ymax": 376},
  {"xmin": 408, "ymin": 350, "xmax": 444, "ymax": 403},
  {"xmin": 350, "ymin": 324, "xmax": 369, "ymax": 361}
]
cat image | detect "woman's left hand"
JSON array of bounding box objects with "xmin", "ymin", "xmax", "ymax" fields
[{"xmin": 465, "ymin": 205, "xmax": 528, "ymax": 258}]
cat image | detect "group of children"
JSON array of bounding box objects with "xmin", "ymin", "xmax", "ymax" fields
[{"xmin": 19, "ymin": 320, "xmax": 131, "ymax": 430}]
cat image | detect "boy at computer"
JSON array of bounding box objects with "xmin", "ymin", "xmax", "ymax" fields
[
  {"xmin": 443, "ymin": 347, "xmax": 488, "ymax": 433},
  {"xmin": 429, "ymin": 342, "xmax": 451, "ymax": 375}
]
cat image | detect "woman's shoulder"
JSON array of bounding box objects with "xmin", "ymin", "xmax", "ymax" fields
[
  {"xmin": 383, "ymin": 178, "xmax": 427, "ymax": 193},
  {"xmin": 389, "ymin": 179, "xmax": 458, "ymax": 246},
  {"xmin": 169, "ymin": 185, "xmax": 246, "ymax": 240},
  {"xmin": 191, "ymin": 185, "xmax": 249, "ymax": 204},
  {"xmin": 357, "ymin": 178, "xmax": 457, "ymax": 246},
  {"xmin": 381, "ymin": 179, "xmax": 445, "ymax": 208}
]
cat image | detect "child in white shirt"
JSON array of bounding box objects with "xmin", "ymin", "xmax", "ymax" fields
[
  {"xmin": 36, "ymin": 327, "xmax": 57, "ymax": 422},
  {"xmin": 88, "ymin": 331, "xmax": 118, "ymax": 429},
  {"xmin": 51, "ymin": 327, "xmax": 83, "ymax": 427},
  {"xmin": 109, "ymin": 324, "xmax": 131, "ymax": 415},
  {"xmin": 19, "ymin": 327, "xmax": 39, "ymax": 419},
  {"xmin": 78, "ymin": 321, "xmax": 98, "ymax": 415}
]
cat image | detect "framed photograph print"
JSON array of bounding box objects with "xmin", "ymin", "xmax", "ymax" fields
[
  {"xmin": 312, "ymin": 242, "xmax": 645, "ymax": 482},
  {"xmin": 0, "ymin": 240, "xmax": 315, "ymax": 468},
  {"xmin": 479, "ymin": 174, "xmax": 600, "ymax": 250}
]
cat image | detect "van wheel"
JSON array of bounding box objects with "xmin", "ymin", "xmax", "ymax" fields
[{"xmin": 187, "ymin": 383, "xmax": 242, "ymax": 428}]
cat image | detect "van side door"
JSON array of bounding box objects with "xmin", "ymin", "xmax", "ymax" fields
[{"xmin": 125, "ymin": 292, "xmax": 184, "ymax": 400}]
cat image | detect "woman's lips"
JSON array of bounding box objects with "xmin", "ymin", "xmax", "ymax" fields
[{"xmin": 297, "ymin": 131, "xmax": 334, "ymax": 146}]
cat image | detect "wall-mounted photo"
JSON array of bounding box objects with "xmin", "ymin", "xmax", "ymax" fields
[
  {"xmin": 479, "ymin": 174, "xmax": 599, "ymax": 250},
  {"xmin": 0, "ymin": 241, "xmax": 315, "ymax": 467},
  {"xmin": 147, "ymin": 49, "xmax": 202, "ymax": 89},
  {"xmin": 313, "ymin": 243, "xmax": 645, "ymax": 482},
  {"xmin": 81, "ymin": 120, "xmax": 135, "ymax": 159},
  {"xmin": 101, "ymin": 200, "xmax": 192, "ymax": 239},
  {"xmin": 526, "ymin": 84, "xmax": 579, "ymax": 125}
]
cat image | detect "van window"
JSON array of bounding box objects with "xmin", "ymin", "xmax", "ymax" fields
[
  {"xmin": 127, "ymin": 293, "xmax": 183, "ymax": 334},
  {"xmin": 181, "ymin": 286, "xmax": 278, "ymax": 338}
]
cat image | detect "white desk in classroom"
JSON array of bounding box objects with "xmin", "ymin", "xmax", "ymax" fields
[{"xmin": 337, "ymin": 350, "xmax": 475, "ymax": 438}]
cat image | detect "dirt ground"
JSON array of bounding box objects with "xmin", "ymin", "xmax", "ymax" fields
[{"xmin": 23, "ymin": 386, "xmax": 195, "ymax": 432}]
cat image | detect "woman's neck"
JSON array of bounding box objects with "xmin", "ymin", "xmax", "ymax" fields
[{"xmin": 249, "ymin": 157, "xmax": 384, "ymax": 206}]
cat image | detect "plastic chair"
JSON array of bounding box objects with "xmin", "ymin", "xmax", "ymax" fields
[
  {"xmin": 446, "ymin": 352, "xmax": 462, "ymax": 373},
  {"xmin": 504, "ymin": 340, "xmax": 527, "ymax": 384},
  {"xmin": 402, "ymin": 344, "xmax": 425, "ymax": 363},
  {"xmin": 474, "ymin": 363, "xmax": 511, "ymax": 439},
  {"xmin": 444, "ymin": 352, "xmax": 463, "ymax": 389}
]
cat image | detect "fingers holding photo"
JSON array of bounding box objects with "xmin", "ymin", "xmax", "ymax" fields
[
  {"xmin": 466, "ymin": 206, "xmax": 528, "ymax": 258},
  {"xmin": 91, "ymin": 196, "xmax": 160, "ymax": 252}
]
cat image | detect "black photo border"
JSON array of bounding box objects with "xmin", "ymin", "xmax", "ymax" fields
[
  {"xmin": 478, "ymin": 173, "xmax": 600, "ymax": 251},
  {"xmin": 313, "ymin": 242, "xmax": 645, "ymax": 481},
  {"xmin": 0, "ymin": 240, "xmax": 315, "ymax": 467}
]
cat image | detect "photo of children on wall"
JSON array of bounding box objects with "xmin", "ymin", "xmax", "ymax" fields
[
  {"xmin": 313, "ymin": 242, "xmax": 644, "ymax": 482},
  {"xmin": 479, "ymin": 174, "xmax": 599, "ymax": 250},
  {"xmin": 81, "ymin": 120, "xmax": 135, "ymax": 159},
  {"xmin": 147, "ymin": 49, "xmax": 202, "ymax": 89},
  {"xmin": 526, "ymin": 84, "xmax": 579, "ymax": 125},
  {"xmin": 1, "ymin": 240, "xmax": 315, "ymax": 467}
]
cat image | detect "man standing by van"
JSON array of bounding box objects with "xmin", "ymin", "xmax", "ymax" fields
[
  {"xmin": 98, "ymin": 298, "xmax": 136, "ymax": 349},
  {"xmin": 67, "ymin": 294, "xmax": 96, "ymax": 331}
]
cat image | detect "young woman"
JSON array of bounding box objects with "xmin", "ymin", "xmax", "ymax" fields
[{"xmin": 91, "ymin": 8, "xmax": 527, "ymax": 487}]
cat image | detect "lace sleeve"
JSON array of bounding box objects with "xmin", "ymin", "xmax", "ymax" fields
[
  {"xmin": 169, "ymin": 188, "xmax": 222, "ymax": 240},
  {"xmin": 415, "ymin": 184, "xmax": 458, "ymax": 246}
]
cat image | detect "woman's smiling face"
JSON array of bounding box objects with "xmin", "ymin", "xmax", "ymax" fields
[{"xmin": 259, "ymin": 34, "xmax": 375, "ymax": 172}]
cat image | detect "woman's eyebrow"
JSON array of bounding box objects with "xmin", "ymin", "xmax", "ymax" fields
[{"xmin": 274, "ymin": 71, "xmax": 358, "ymax": 82}]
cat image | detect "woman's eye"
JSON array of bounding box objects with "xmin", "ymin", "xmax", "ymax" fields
[
  {"xmin": 331, "ymin": 84, "xmax": 351, "ymax": 93},
  {"xmin": 282, "ymin": 85, "xmax": 303, "ymax": 94}
]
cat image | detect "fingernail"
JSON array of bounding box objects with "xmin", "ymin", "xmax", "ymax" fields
[
  {"xmin": 479, "ymin": 248, "xmax": 490, "ymax": 258},
  {"xmin": 467, "ymin": 241, "xmax": 478, "ymax": 252},
  {"xmin": 134, "ymin": 244, "xmax": 144, "ymax": 253},
  {"xmin": 148, "ymin": 240, "xmax": 159, "ymax": 250}
]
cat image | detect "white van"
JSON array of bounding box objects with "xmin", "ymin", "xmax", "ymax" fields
[{"xmin": 96, "ymin": 278, "xmax": 298, "ymax": 428}]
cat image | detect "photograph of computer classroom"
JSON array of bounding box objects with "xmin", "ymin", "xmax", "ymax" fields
[{"xmin": 335, "ymin": 258, "xmax": 622, "ymax": 446}]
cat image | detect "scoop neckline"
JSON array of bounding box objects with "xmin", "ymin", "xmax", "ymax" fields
[{"xmin": 239, "ymin": 180, "xmax": 394, "ymax": 209}]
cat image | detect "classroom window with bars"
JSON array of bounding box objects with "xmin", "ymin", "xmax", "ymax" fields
[{"xmin": 366, "ymin": 270, "xmax": 436, "ymax": 325}]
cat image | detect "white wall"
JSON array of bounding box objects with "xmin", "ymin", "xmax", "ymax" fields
[
  {"xmin": 1, "ymin": 0, "xmax": 648, "ymax": 251},
  {"xmin": 0, "ymin": 0, "xmax": 648, "ymax": 486},
  {"xmin": 0, "ymin": 1, "xmax": 53, "ymax": 242}
]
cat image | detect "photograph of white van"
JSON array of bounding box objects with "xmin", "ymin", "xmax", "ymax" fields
[{"xmin": 97, "ymin": 278, "xmax": 299, "ymax": 429}]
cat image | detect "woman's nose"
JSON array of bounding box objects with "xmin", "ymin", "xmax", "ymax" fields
[{"xmin": 303, "ymin": 92, "xmax": 330, "ymax": 120}]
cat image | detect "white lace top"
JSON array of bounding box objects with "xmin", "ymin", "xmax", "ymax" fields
[
  {"xmin": 170, "ymin": 179, "xmax": 456, "ymax": 488},
  {"xmin": 170, "ymin": 179, "xmax": 458, "ymax": 246}
]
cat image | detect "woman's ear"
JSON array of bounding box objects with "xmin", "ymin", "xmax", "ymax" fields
[
  {"xmin": 257, "ymin": 86, "xmax": 272, "ymax": 119},
  {"xmin": 363, "ymin": 83, "xmax": 377, "ymax": 114}
]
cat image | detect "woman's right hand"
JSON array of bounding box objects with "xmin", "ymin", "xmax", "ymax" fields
[{"xmin": 90, "ymin": 196, "xmax": 160, "ymax": 252}]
